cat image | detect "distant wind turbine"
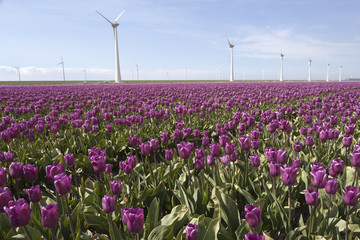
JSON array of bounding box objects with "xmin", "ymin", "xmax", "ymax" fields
[
  {"xmin": 58, "ymin": 57, "xmax": 65, "ymax": 81},
  {"xmin": 83, "ymin": 69, "xmax": 87, "ymax": 83},
  {"xmin": 326, "ymin": 63, "xmax": 330, "ymax": 82},
  {"xmin": 96, "ymin": 10, "xmax": 125, "ymax": 83},
  {"xmin": 280, "ymin": 52, "xmax": 284, "ymax": 81},
  {"xmin": 136, "ymin": 64, "xmax": 139, "ymax": 80},
  {"xmin": 339, "ymin": 65, "xmax": 342, "ymax": 81},
  {"xmin": 227, "ymin": 39, "xmax": 235, "ymax": 82},
  {"xmin": 308, "ymin": 58, "xmax": 312, "ymax": 82},
  {"xmin": 14, "ymin": 66, "xmax": 21, "ymax": 81}
]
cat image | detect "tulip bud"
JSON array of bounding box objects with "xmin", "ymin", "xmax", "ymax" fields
[
  {"xmin": 0, "ymin": 168, "xmax": 7, "ymax": 187},
  {"xmin": 64, "ymin": 153, "xmax": 75, "ymax": 167},
  {"xmin": 305, "ymin": 188, "xmax": 319, "ymax": 206},
  {"xmin": 250, "ymin": 154, "xmax": 260, "ymax": 168},
  {"xmin": 293, "ymin": 141, "xmax": 303, "ymax": 153},
  {"xmin": 110, "ymin": 180, "xmax": 122, "ymax": 195},
  {"xmin": 41, "ymin": 204, "xmax": 59, "ymax": 229},
  {"xmin": 165, "ymin": 149, "xmax": 174, "ymax": 161},
  {"xmin": 244, "ymin": 204, "xmax": 261, "ymax": 228},
  {"xmin": 244, "ymin": 232, "xmax": 265, "ymax": 240},
  {"xmin": 23, "ymin": 164, "xmax": 38, "ymax": 183},
  {"xmin": 325, "ymin": 178, "xmax": 337, "ymax": 195},
  {"xmin": 4, "ymin": 198, "xmax": 31, "ymax": 227},
  {"xmin": 186, "ymin": 223, "xmax": 198, "ymax": 240},
  {"xmin": 207, "ymin": 155, "xmax": 215, "ymax": 166},
  {"xmin": 280, "ymin": 165, "xmax": 298, "ymax": 186},
  {"xmin": 121, "ymin": 207, "xmax": 144, "ymax": 234},
  {"xmin": 269, "ymin": 161, "xmax": 280, "ymax": 177},
  {"xmin": 342, "ymin": 186, "xmax": 360, "ymax": 206},
  {"xmin": 9, "ymin": 162, "xmax": 24, "ymax": 180},
  {"xmin": 102, "ymin": 194, "xmax": 116, "ymax": 213},
  {"xmin": 209, "ymin": 143, "xmax": 220, "ymax": 157},
  {"xmin": 310, "ymin": 168, "xmax": 327, "ymax": 189},
  {"xmin": 0, "ymin": 187, "xmax": 12, "ymax": 213},
  {"xmin": 329, "ymin": 159, "xmax": 344, "ymax": 177},
  {"xmin": 54, "ymin": 173, "xmax": 72, "ymax": 196},
  {"xmin": 46, "ymin": 162, "xmax": 63, "ymax": 182},
  {"xmin": 26, "ymin": 185, "xmax": 42, "ymax": 203}
]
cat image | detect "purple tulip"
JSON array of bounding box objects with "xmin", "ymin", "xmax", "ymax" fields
[
  {"xmin": 26, "ymin": 185, "xmax": 42, "ymax": 203},
  {"xmin": 91, "ymin": 156, "xmax": 106, "ymax": 174},
  {"xmin": 106, "ymin": 124, "xmax": 113, "ymax": 133},
  {"xmin": 251, "ymin": 139, "xmax": 260, "ymax": 150},
  {"xmin": 202, "ymin": 135, "xmax": 209, "ymax": 147},
  {"xmin": 160, "ymin": 132, "xmax": 169, "ymax": 143},
  {"xmin": 305, "ymin": 136, "xmax": 314, "ymax": 147},
  {"xmin": 329, "ymin": 159, "xmax": 344, "ymax": 177},
  {"xmin": 9, "ymin": 162, "xmax": 24, "ymax": 180},
  {"xmin": 209, "ymin": 143, "xmax": 220, "ymax": 157},
  {"xmin": 110, "ymin": 180, "xmax": 122, "ymax": 195},
  {"xmin": 0, "ymin": 168, "xmax": 7, "ymax": 187},
  {"xmin": 239, "ymin": 136, "xmax": 251, "ymax": 151},
  {"xmin": 165, "ymin": 149, "xmax": 174, "ymax": 161},
  {"xmin": 23, "ymin": 164, "xmax": 38, "ymax": 183},
  {"xmin": 244, "ymin": 232, "xmax": 265, "ymax": 240},
  {"xmin": 345, "ymin": 124, "xmax": 355, "ymax": 135},
  {"xmin": 140, "ymin": 142, "xmax": 151, "ymax": 156},
  {"xmin": 325, "ymin": 178, "xmax": 338, "ymax": 195},
  {"xmin": 305, "ymin": 188, "xmax": 319, "ymax": 206},
  {"xmin": 195, "ymin": 148, "xmax": 205, "ymax": 158},
  {"xmin": 4, "ymin": 152, "xmax": 13, "ymax": 162},
  {"xmin": 150, "ymin": 138, "xmax": 159, "ymax": 152},
  {"xmin": 300, "ymin": 126, "xmax": 307, "ymax": 136},
  {"xmin": 172, "ymin": 129, "xmax": 182, "ymax": 141},
  {"xmin": 280, "ymin": 165, "xmax": 298, "ymax": 186},
  {"xmin": 177, "ymin": 142, "xmax": 192, "ymax": 160},
  {"xmin": 244, "ymin": 204, "xmax": 261, "ymax": 228},
  {"xmin": 220, "ymin": 155, "xmax": 229, "ymax": 165},
  {"xmin": 319, "ymin": 130, "xmax": 328, "ymax": 142},
  {"xmin": 310, "ymin": 168, "xmax": 327, "ymax": 189},
  {"xmin": 293, "ymin": 141, "xmax": 303, "ymax": 153},
  {"xmin": 119, "ymin": 161, "xmax": 133, "ymax": 175},
  {"xmin": 195, "ymin": 156, "xmax": 204, "ymax": 170},
  {"xmin": 46, "ymin": 162, "xmax": 63, "ymax": 181},
  {"xmin": 207, "ymin": 155, "xmax": 215, "ymax": 166},
  {"xmin": 269, "ymin": 161, "xmax": 281, "ymax": 177},
  {"xmin": 41, "ymin": 204, "xmax": 58, "ymax": 229},
  {"xmin": 121, "ymin": 207, "xmax": 144, "ymax": 234},
  {"xmin": 264, "ymin": 147, "xmax": 277, "ymax": 162},
  {"xmin": 292, "ymin": 158, "xmax": 301, "ymax": 168},
  {"xmin": 64, "ymin": 153, "xmax": 75, "ymax": 167},
  {"xmin": 105, "ymin": 164, "xmax": 112, "ymax": 174},
  {"xmin": 186, "ymin": 223, "xmax": 198, "ymax": 240},
  {"xmin": 224, "ymin": 142, "xmax": 235, "ymax": 155},
  {"xmin": 54, "ymin": 173, "xmax": 72, "ymax": 196},
  {"xmin": 183, "ymin": 127, "xmax": 191, "ymax": 138},
  {"xmin": 350, "ymin": 152, "xmax": 360, "ymax": 168},
  {"xmin": 342, "ymin": 186, "xmax": 360, "ymax": 206},
  {"xmin": 229, "ymin": 150, "xmax": 238, "ymax": 162},
  {"xmin": 128, "ymin": 135, "xmax": 140, "ymax": 147},
  {"xmin": 251, "ymin": 129, "xmax": 260, "ymax": 139},
  {"xmin": 277, "ymin": 149, "xmax": 287, "ymax": 164},
  {"xmin": 343, "ymin": 135, "xmax": 353, "ymax": 148},
  {"xmin": 311, "ymin": 161, "xmax": 325, "ymax": 173},
  {"xmin": 127, "ymin": 155, "xmax": 137, "ymax": 169},
  {"xmin": 4, "ymin": 198, "xmax": 32, "ymax": 227},
  {"xmin": 0, "ymin": 187, "xmax": 12, "ymax": 213},
  {"xmin": 193, "ymin": 129, "xmax": 200, "ymax": 138},
  {"xmin": 102, "ymin": 194, "xmax": 116, "ymax": 213},
  {"xmin": 250, "ymin": 154, "xmax": 260, "ymax": 168}
]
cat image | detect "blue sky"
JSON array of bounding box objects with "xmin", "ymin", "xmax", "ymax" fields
[{"xmin": 0, "ymin": 0, "xmax": 359, "ymax": 81}]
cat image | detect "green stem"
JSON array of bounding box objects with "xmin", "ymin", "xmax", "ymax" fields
[
  {"xmin": 272, "ymin": 177, "xmax": 276, "ymax": 198},
  {"xmin": 346, "ymin": 205, "xmax": 350, "ymax": 240},
  {"xmin": 308, "ymin": 205, "xmax": 313, "ymax": 239},
  {"xmin": 51, "ymin": 228, "xmax": 57, "ymax": 240},
  {"xmin": 288, "ymin": 186, "xmax": 291, "ymax": 232},
  {"xmin": 24, "ymin": 226, "xmax": 33, "ymax": 240},
  {"xmin": 327, "ymin": 195, "xmax": 331, "ymax": 227},
  {"xmin": 186, "ymin": 160, "xmax": 192, "ymax": 186},
  {"xmin": 146, "ymin": 156, "xmax": 155, "ymax": 186},
  {"xmin": 65, "ymin": 195, "xmax": 75, "ymax": 240}
]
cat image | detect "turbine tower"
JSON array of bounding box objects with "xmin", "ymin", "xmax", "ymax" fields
[
  {"xmin": 326, "ymin": 63, "xmax": 330, "ymax": 82},
  {"xmin": 228, "ymin": 39, "xmax": 235, "ymax": 82},
  {"xmin": 339, "ymin": 65, "xmax": 342, "ymax": 82},
  {"xmin": 308, "ymin": 58, "xmax": 312, "ymax": 82},
  {"xmin": 14, "ymin": 66, "xmax": 21, "ymax": 81},
  {"xmin": 136, "ymin": 64, "xmax": 139, "ymax": 80},
  {"xmin": 280, "ymin": 52, "xmax": 284, "ymax": 81},
  {"xmin": 58, "ymin": 57, "xmax": 65, "ymax": 81},
  {"xmin": 96, "ymin": 10, "xmax": 125, "ymax": 83}
]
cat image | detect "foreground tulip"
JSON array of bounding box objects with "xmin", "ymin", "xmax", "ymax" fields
[
  {"xmin": 239, "ymin": 136, "xmax": 251, "ymax": 151},
  {"xmin": 4, "ymin": 198, "xmax": 31, "ymax": 227},
  {"xmin": 110, "ymin": 180, "xmax": 122, "ymax": 195},
  {"xmin": 41, "ymin": 204, "xmax": 58, "ymax": 229},
  {"xmin": 46, "ymin": 162, "xmax": 63, "ymax": 181},
  {"xmin": 281, "ymin": 165, "xmax": 298, "ymax": 186},
  {"xmin": 102, "ymin": 194, "xmax": 116, "ymax": 213},
  {"xmin": 250, "ymin": 154, "xmax": 260, "ymax": 168},
  {"xmin": 165, "ymin": 149, "xmax": 174, "ymax": 161},
  {"xmin": 342, "ymin": 186, "xmax": 360, "ymax": 206},
  {"xmin": 305, "ymin": 188, "xmax": 319, "ymax": 206},
  {"xmin": 0, "ymin": 168, "xmax": 6, "ymax": 187},
  {"xmin": 209, "ymin": 143, "xmax": 220, "ymax": 157},
  {"xmin": 9, "ymin": 162, "xmax": 24, "ymax": 180},
  {"xmin": 293, "ymin": 141, "xmax": 303, "ymax": 153},
  {"xmin": 269, "ymin": 161, "xmax": 280, "ymax": 177},
  {"xmin": 244, "ymin": 204, "xmax": 261, "ymax": 228},
  {"xmin": 54, "ymin": 173, "xmax": 72, "ymax": 195},
  {"xmin": 310, "ymin": 168, "xmax": 327, "ymax": 189},
  {"xmin": 244, "ymin": 232, "xmax": 265, "ymax": 240},
  {"xmin": 325, "ymin": 178, "xmax": 337, "ymax": 195},
  {"xmin": 23, "ymin": 164, "xmax": 38, "ymax": 183},
  {"xmin": 207, "ymin": 155, "xmax": 215, "ymax": 166},
  {"xmin": 64, "ymin": 153, "xmax": 75, "ymax": 166},
  {"xmin": 121, "ymin": 207, "xmax": 144, "ymax": 234},
  {"xmin": 140, "ymin": 142, "xmax": 151, "ymax": 156},
  {"xmin": 194, "ymin": 156, "xmax": 204, "ymax": 170},
  {"xmin": 220, "ymin": 155, "xmax": 229, "ymax": 165},
  {"xmin": 186, "ymin": 223, "xmax": 198, "ymax": 240},
  {"xmin": 26, "ymin": 185, "xmax": 42, "ymax": 203},
  {"xmin": 0, "ymin": 187, "xmax": 12, "ymax": 213},
  {"xmin": 177, "ymin": 142, "xmax": 192, "ymax": 160},
  {"xmin": 264, "ymin": 147, "xmax": 277, "ymax": 162}
]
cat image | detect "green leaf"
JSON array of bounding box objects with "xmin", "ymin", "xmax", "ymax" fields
[
  {"xmin": 144, "ymin": 198, "xmax": 160, "ymax": 238},
  {"xmin": 109, "ymin": 218, "xmax": 124, "ymax": 240},
  {"xmin": 84, "ymin": 214, "xmax": 109, "ymax": 234},
  {"xmin": 214, "ymin": 187, "xmax": 241, "ymax": 236},
  {"xmin": 201, "ymin": 217, "xmax": 220, "ymax": 240}
]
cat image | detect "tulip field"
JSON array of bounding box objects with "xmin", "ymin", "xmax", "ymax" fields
[{"xmin": 2, "ymin": 81, "xmax": 360, "ymax": 240}]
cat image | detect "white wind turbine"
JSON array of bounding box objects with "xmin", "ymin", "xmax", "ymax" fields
[
  {"xmin": 96, "ymin": 10, "xmax": 125, "ymax": 83},
  {"xmin": 339, "ymin": 65, "xmax": 342, "ymax": 81},
  {"xmin": 58, "ymin": 57, "xmax": 65, "ymax": 81},
  {"xmin": 227, "ymin": 39, "xmax": 235, "ymax": 82},
  {"xmin": 308, "ymin": 58, "xmax": 312, "ymax": 82},
  {"xmin": 14, "ymin": 66, "xmax": 21, "ymax": 81},
  {"xmin": 280, "ymin": 52, "xmax": 284, "ymax": 81},
  {"xmin": 136, "ymin": 64, "xmax": 139, "ymax": 80},
  {"xmin": 326, "ymin": 63, "xmax": 330, "ymax": 82}
]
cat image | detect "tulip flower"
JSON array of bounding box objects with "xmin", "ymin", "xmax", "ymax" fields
[
  {"xmin": 251, "ymin": 139, "xmax": 260, "ymax": 150},
  {"xmin": 149, "ymin": 138, "xmax": 159, "ymax": 152},
  {"xmin": 220, "ymin": 155, "xmax": 229, "ymax": 165},
  {"xmin": 9, "ymin": 162, "xmax": 24, "ymax": 180},
  {"xmin": 160, "ymin": 132, "xmax": 169, "ymax": 143},
  {"xmin": 54, "ymin": 173, "xmax": 72, "ymax": 196},
  {"xmin": 343, "ymin": 135, "xmax": 353, "ymax": 148},
  {"xmin": 209, "ymin": 143, "xmax": 220, "ymax": 157},
  {"xmin": 0, "ymin": 187, "xmax": 12, "ymax": 213},
  {"xmin": 0, "ymin": 168, "xmax": 7, "ymax": 187},
  {"xmin": 325, "ymin": 178, "xmax": 337, "ymax": 195},
  {"xmin": 4, "ymin": 152, "xmax": 13, "ymax": 162},
  {"xmin": 110, "ymin": 180, "xmax": 122, "ymax": 195},
  {"xmin": 224, "ymin": 142, "xmax": 235, "ymax": 155},
  {"xmin": 293, "ymin": 141, "xmax": 303, "ymax": 153},
  {"xmin": 26, "ymin": 185, "xmax": 42, "ymax": 203},
  {"xmin": 46, "ymin": 162, "xmax": 63, "ymax": 181},
  {"xmin": 305, "ymin": 136, "xmax": 314, "ymax": 147},
  {"xmin": 244, "ymin": 204, "xmax": 261, "ymax": 228},
  {"xmin": 310, "ymin": 168, "xmax": 327, "ymax": 189},
  {"xmin": 194, "ymin": 156, "xmax": 204, "ymax": 170},
  {"xmin": 277, "ymin": 149, "xmax": 287, "ymax": 164},
  {"xmin": 244, "ymin": 232, "xmax": 265, "ymax": 240},
  {"xmin": 41, "ymin": 204, "xmax": 59, "ymax": 229},
  {"xmin": 239, "ymin": 136, "xmax": 251, "ymax": 151},
  {"xmin": 102, "ymin": 194, "xmax": 116, "ymax": 213},
  {"xmin": 281, "ymin": 165, "xmax": 298, "ymax": 186},
  {"xmin": 105, "ymin": 164, "xmax": 112, "ymax": 174},
  {"xmin": 264, "ymin": 147, "xmax": 277, "ymax": 162},
  {"xmin": 186, "ymin": 223, "xmax": 198, "ymax": 240},
  {"xmin": 91, "ymin": 156, "xmax": 106, "ymax": 174},
  {"xmin": 165, "ymin": 149, "xmax": 174, "ymax": 161},
  {"xmin": 269, "ymin": 161, "xmax": 281, "ymax": 177},
  {"xmin": 219, "ymin": 134, "xmax": 230, "ymax": 147},
  {"xmin": 121, "ymin": 207, "xmax": 144, "ymax": 234},
  {"xmin": 23, "ymin": 164, "xmax": 38, "ymax": 183},
  {"xmin": 202, "ymin": 135, "xmax": 209, "ymax": 147},
  {"xmin": 177, "ymin": 142, "xmax": 192, "ymax": 160},
  {"xmin": 250, "ymin": 154, "xmax": 260, "ymax": 168},
  {"xmin": 207, "ymin": 155, "xmax": 215, "ymax": 166},
  {"xmin": 229, "ymin": 150, "xmax": 238, "ymax": 162},
  {"xmin": 4, "ymin": 198, "xmax": 31, "ymax": 227},
  {"xmin": 64, "ymin": 153, "xmax": 75, "ymax": 166},
  {"xmin": 140, "ymin": 142, "xmax": 151, "ymax": 156},
  {"xmin": 342, "ymin": 186, "xmax": 360, "ymax": 206},
  {"xmin": 305, "ymin": 188, "xmax": 319, "ymax": 206},
  {"xmin": 251, "ymin": 129, "xmax": 260, "ymax": 139}
]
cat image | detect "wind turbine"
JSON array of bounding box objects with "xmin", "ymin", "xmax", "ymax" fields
[
  {"xmin": 308, "ymin": 58, "xmax": 312, "ymax": 82},
  {"xmin": 339, "ymin": 65, "xmax": 342, "ymax": 82},
  {"xmin": 14, "ymin": 66, "xmax": 21, "ymax": 81},
  {"xmin": 96, "ymin": 10, "xmax": 125, "ymax": 83},
  {"xmin": 227, "ymin": 39, "xmax": 235, "ymax": 82},
  {"xmin": 83, "ymin": 69, "xmax": 87, "ymax": 83},
  {"xmin": 280, "ymin": 52, "xmax": 284, "ymax": 81},
  {"xmin": 326, "ymin": 63, "xmax": 330, "ymax": 82},
  {"xmin": 58, "ymin": 57, "xmax": 65, "ymax": 81},
  {"xmin": 136, "ymin": 64, "xmax": 139, "ymax": 80}
]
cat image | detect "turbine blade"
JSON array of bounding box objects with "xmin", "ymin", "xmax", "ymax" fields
[
  {"xmin": 115, "ymin": 10, "xmax": 125, "ymax": 22},
  {"xmin": 96, "ymin": 10, "xmax": 112, "ymax": 24}
]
